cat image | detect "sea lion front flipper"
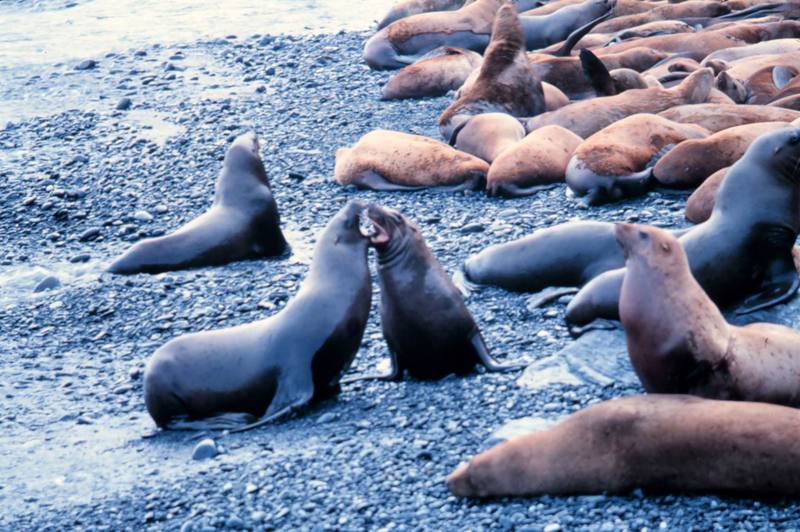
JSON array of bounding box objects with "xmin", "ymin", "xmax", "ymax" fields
[
  {"xmin": 227, "ymin": 369, "xmax": 316, "ymax": 433},
  {"xmin": 341, "ymin": 351, "xmax": 403, "ymax": 383},
  {"xmin": 567, "ymin": 318, "xmax": 620, "ymax": 338},
  {"xmin": 579, "ymin": 49, "xmax": 616, "ymax": 96},
  {"xmin": 773, "ymin": 66, "xmax": 797, "ymax": 91},
  {"xmin": 471, "ymin": 331, "xmax": 527, "ymax": 373},
  {"xmin": 354, "ymin": 170, "xmax": 429, "ymax": 192},
  {"xmin": 735, "ymin": 277, "xmax": 800, "ymax": 315}
]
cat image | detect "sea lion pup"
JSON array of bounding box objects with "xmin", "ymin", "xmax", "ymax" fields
[
  {"xmin": 565, "ymin": 127, "xmax": 800, "ymax": 328},
  {"xmin": 348, "ymin": 204, "xmax": 524, "ymax": 381},
  {"xmin": 334, "ymin": 130, "xmax": 488, "ymax": 191},
  {"xmin": 143, "ymin": 201, "xmax": 372, "ymax": 431},
  {"xmin": 565, "ymin": 114, "xmax": 709, "ymax": 205},
  {"xmin": 447, "ymin": 395, "xmax": 800, "ymax": 498},
  {"xmin": 618, "ymin": 223, "xmax": 800, "ymax": 404},
  {"xmin": 107, "ymin": 133, "xmax": 287, "ymax": 275},
  {"xmin": 438, "ymin": 2, "xmax": 545, "ymax": 140},
  {"xmin": 380, "ymin": 47, "xmax": 483, "ymax": 100},
  {"xmin": 685, "ymin": 167, "xmax": 728, "ymax": 224},
  {"xmin": 653, "ymin": 121, "xmax": 790, "ymax": 187},
  {"xmin": 463, "ymin": 221, "xmax": 623, "ymax": 291},
  {"xmin": 377, "ymin": 0, "xmax": 468, "ymax": 30},
  {"xmin": 451, "ymin": 112, "xmax": 525, "ymax": 163},
  {"xmin": 659, "ymin": 103, "xmax": 800, "ymax": 132},
  {"xmin": 524, "ymin": 67, "xmax": 713, "ymax": 138},
  {"xmin": 486, "ymin": 125, "xmax": 583, "ymax": 196}
]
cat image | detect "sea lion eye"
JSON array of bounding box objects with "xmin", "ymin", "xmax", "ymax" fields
[
  {"xmin": 638, "ymin": 230, "xmax": 649, "ymax": 241},
  {"xmin": 789, "ymin": 131, "xmax": 800, "ymax": 145}
]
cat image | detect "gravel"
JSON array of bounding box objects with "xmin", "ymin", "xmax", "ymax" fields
[{"xmin": 1, "ymin": 27, "xmax": 798, "ymax": 532}]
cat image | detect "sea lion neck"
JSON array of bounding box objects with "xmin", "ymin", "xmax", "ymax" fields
[{"xmin": 374, "ymin": 229, "xmax": 414, "ymax": 267}]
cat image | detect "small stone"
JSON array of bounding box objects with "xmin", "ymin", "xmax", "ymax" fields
[
  {"xmin": 34, "ymin": 276, "xmax": 61, "ymax": 293},
  {"xmin": 74, "ymin": 59, "xmax": 98, "ymax": 71},
  {"xmin": 317, "ymin": 412, "xmax": 336, "ymax": 423},
  {"xmin": 69, "ymin": 254, "xmax": 91, "ymax": 263},
  {"xmin": 133, "ymin": 210, "xmax": 153, "ymax": 222},
  {"xmin": 460, "ymin": 222, "xmax": 485, "ymax": 234},
  {"xmin": 116, "ymin": 97, "xmax": 132, "ymax": 111},
  {"xmin": 225, "ymin": 515, "xmax": 245, "ymax": 529},
  {"xmin": 544, "ymin": 524, "xmax": 562, "ymax": 532},
  {"xmin": 78, "ymin": 227, "xmax": 101, "ymax": 241},
  {"xmin": 191, "ymin": 438, "xmax": 218, "ymax": 460}
]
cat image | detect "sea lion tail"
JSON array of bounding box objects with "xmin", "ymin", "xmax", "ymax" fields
[
  {"xmin": 471, "ymin": 330, "xmax": 527, "ymax": 372},
  {"xmin": 579, "ymin": 49, "xmax": 616, "ymax": 96},
  {"xmin": 551, "ymin": 9, "xmax": 614, "ymax": 57}
]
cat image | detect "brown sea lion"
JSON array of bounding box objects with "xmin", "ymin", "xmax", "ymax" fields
[
  {"xmin": 767, "ymin": 73, "xmax": 800, "ymax": 104},
  {"xmin": 486, "ymin": 125, "xmax": 583, "ymax": 196},
  {"xmin": 438, "ymin": 2, "xmax": 545, "ymax": 140},
  {"xmin": 592, "ymin": 0, "xmax": 729, "ymax": 34},
  {"xmin": 702, "ymin": 38, "xmax": 800, "ymax": 65},
  {"xmin": 618, "ymin": 222, "xmax": 800, "ymax": 405},
  {"xmin": 380, "ymin": 47, "xmax": 483, "ymax": 100},
  {"xmin": 520, "ymin": 0, "xmax": 583, "ymax": 16},
  {"xmin": 685, "ymin": 167, "xmax": 729, "ymax": 224},
  {"xmin": 578, "ymin": 49, "xmax": 659, "ymax": 97},
  {"xmin": 658, "ymin": 103, "xmax": 800, "ymax": 132},
  {"xmin": 451, "ymin": 112, "xmax": 526, "ymax": 163},
  {"xmin": 566, "ymin": 127, "xmax": 800, "ymax": 328},
  {"xmin": 377, "ymin": 0, "xmax": 467, "ymax": 30},
  {"xmin": 107, "ymin": 133, "xmax": 287, "ymax": 275},
  {"xmin": 143, "ymin": 201, "xmax": 372, "ymax": 431},
  {"xmin": 347, "ymin": 204, "xmax": 525, "ymax": 381},
  {"xmin": 524, "ymin": 67, "xmax": 713, "ymax": 138},
  {"xmin": 565, "ymin": 114, "xmax": 709, "ymax": 205},
  {"xmin": 542, "ymin": 19, "xmax": 697, "ymax": 52},
  {"xmin": 653, "ymin": 121, "xmax": 790, "ymax": 187},
  {"xmin": 643, "ymin": 56, "xmax": 701, "ymax": 81},
  {"xmin": 448, "ymin": 395, "xmax": 800, "ymax": 497},
  {"xmin": 334, "ymin": 130, "xmax": 488, "ymax": 191},
  {"xmin": 770, "ymin": 94, "xmax": 800, "ymax": 111},
  {"xmin": 716, "ymin": 51, "xmax": 800, "ymax": 81}
]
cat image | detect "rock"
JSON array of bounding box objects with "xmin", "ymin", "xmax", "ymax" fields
[
  {"xmin": 74, "ymin": 60, "xmax": 98, "ymax": 71},
  {"xmin": 78, "ymin": 227, "xmax": 101, "ymax": 241},
  {"xmin": 116, "ymin": 97, "xmax": 132, "ymax": 111},
  {"xmin": 225, "ymin": 515, "xmax": 245, "ymax": 529},
  {"xmin": 544, "ymin": 524, "xmax": 562, "ymax": 532},
  {"xmin": 69, "ymin": 254, "xmax": 91, "ymax": 263},
  {"xmin": 133, "ymin": 210, "xmax": 153, "ymax": 222},
  {"xmin": 318, "ymin": 412, "xmax": 336, "ymax": 423},
  {"xmin": 460, "ymin": 222, "xmax": 485, "ymax": 234},
  {"xmin": 34, "ymin": 276, "xmax": 61, "ymax": 293},
  {"xmin": 192, "ymin": 439, "xmax": 218, "ymax": 460}
]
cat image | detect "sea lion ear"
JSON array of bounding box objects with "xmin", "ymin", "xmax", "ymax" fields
[{"xmin": 661, "ymin": 242, "xmax": 671, "ymax": 252}]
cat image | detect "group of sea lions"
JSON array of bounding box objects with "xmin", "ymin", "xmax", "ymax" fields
[{"xmin": 92, "ymin": 0, "xmax": 800, "ymax": 503}]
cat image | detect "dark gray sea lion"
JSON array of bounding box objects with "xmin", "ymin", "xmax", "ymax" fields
[
  {"xmin": 566, "ymin": 127, "xmax": 800, "ymax": 328},
  {"xmin": 347, "ymin": 204, "xmax": 524, "ymax": 381},
  {"xmin": 107, "ymin": 132, "xmax": 287, "ymax": 275},
  {"xmin": 143, "ymin": 201, "xmax": 372, "ymax": 431}
]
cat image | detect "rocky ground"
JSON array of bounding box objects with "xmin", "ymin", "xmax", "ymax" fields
[{"xmin": 2, "ymin": 28, "xmax": 800, "ymax": 532}]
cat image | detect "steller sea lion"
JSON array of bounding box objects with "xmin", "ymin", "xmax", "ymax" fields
[
  {"xmin": 486, "ymin": 125, "xmax": 583, "ymax": 196},
  {"xmin": 347, "ymin": 204, "xmax": 525, "ymax": 381},
  {"xmin": 658, "ymin": 103, "xmax": 800, "ymax": 132},
  {"xmin": 107, "ymin": 132, "xmax": 287, "ymax": 275},
  {"xmin": 377, "ymin": 0, "xmax": 468, "ymax": 30},
  {"xmin": 653, "ymin": 121, "xmax": 790, "ymax": 187},
  {"xmin": 685, "ymin": 167, "xmax": 729, "ymax": 224},
  {"xmin": 334, "ymin": 130, "xmax": 489, "ymax": 191},
  {"xmin": 448, "ymin": 395, "xmax": 800, "ymax": 497},
  {"xmin": 770, "ymin": 94, "xmax": 800, "ymax": 111},
  {"xmin": 524, "ymin": 67, "xmax": 713, "ymax": 138},
  {"xmin": 143, "ymin": 201, "xmax": 372, "ymax": 431},
  {"xmin": 438, "ymin": 2, "xmax": 545, "ymax": 140},
  {"xmin": 380, "ymin": 47, "xmax": 483, "ymax": 100},
  {"xmin": 591, "ymin": 0, "xmax": 729, "ymax": 34},
  {"xmin": 451, "ymin": 112, "xmax": 526, "ymax": 163},
  {"xmin": 618, "ymin": 222, "xmax": 800, "ymax": 405},
  {"xmin": 565, "ymin": 113, "xmax": 709, "ymax": 205},
  {"xmin": 578, "ymin": 49, "xmax": 660, "ymax": 97},
  {"xmin": 702, "ymin": 38, "xmax": 800, "ymax": 65},
  {"xmin": 566, "ymin": 127, "xmax": 800, "ymax": 329}
]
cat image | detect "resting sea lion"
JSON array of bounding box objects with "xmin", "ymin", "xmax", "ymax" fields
[
  {"xmin": 348, "ymin": 204, "xmax": 524, "ymax": 381},
  {"xmin": 381, "ymin": 47, "xmax": 483, "ymax": 100},
  {"xmin": 685, "ymin": 167, "xmax": 729, "ymax": 224},
  {"xmin": 486, "ymin": 125, "xmax": 583, "ymax": 196},
  {"xmin": 448, "ymin": 395, "xmax": 800, "ymax": 497},
  {"xmin": 524, "ymin": 67, "xmax": 713, "ymax": 138},
  {"xmin": 438, "ymin": 2, "xmax": 545, "ymax": 140},
  {"xmin": 658, "ymin": 103, "xmax": 800, "ymax": 132},
  {"xmin": 566, "ymin": 127, "xmax": 800, "ymax": 328},
  {"xmin": 716, "ymin": 51, "xmax": 800, "ymax": 81},
  {"xmin": 334, "ymin": 130, "xmax": 488, "ymax": 191},
  {"xmin": 653, "ymin": 121, "xmax": 789, "ymax": 187},
  {"xmin": 565, "ymin": 114, "xmax": 709, "ymax": 205},
  {"xmin": 591, "ymin": 0, "xmax": 729, "ymax": 34},
  {"xmin": 579, "ymin": 49, "xmax": 659, "ymax": 97},
  {"xmin": 618, "ymin": 222, "xmax": 800, "ymax": 405},
  {"xmin": 143, "ymin": 201, "xmax": 372, "ymax": 431},
  {"xmin": 107, "ymin": 132, "xmax": 287, "ymax": 275},
  {"xmin": 377, "ymin": 0, "xmax": 467, "ymax": 30},
  {"xmin": 702, "ymin": 38, "xmax": 800, "ymax": 65},
  {"xmin": 451, "ymin": 112, "xmax": 525, "ymax": 163},
  {"xmin": 770, "ymin": 94, "xmax": 800, "ymax": 111}
]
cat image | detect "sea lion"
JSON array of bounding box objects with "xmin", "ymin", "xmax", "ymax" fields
[
  {"xmin": 486, "ymin": 125, "xmax": 583, "ymax": 196},
  {"xmin": 451, "ymin": 112, "xmax": 526, "ymax": 163},
  {"xmin": 565, "ymin": 114, "xmax": 709, "ymax": 205},
  {"xmin": 107, "ymin": 132, "xmax": 287, "ymax": 275},
  {"xmin": 653, "ymin": 121, "xmax": 789, "ymax": 187},
  {"xmin": 363, "ymin": 0, "xmax": 613, "ymax": 69},
  {"xmin": 716, "ymin": 51, "xmax": 800, "ymax": 81},
  {"xmin": 380, "ymin": 47, "xmax": 483, "ymax": 100},
  {"xmin": 685, "ymin": 167, "xmax": 729, "ymax": 224},
  {"xmin": 618, "ymin": 222, "xmax": 800, "ymax": 404},
  {"xmin": 377, "ymin": 0, "xmax": 467, "ymax": 30},
  {"xmin": 591, "ymin": 0, "xmax": 730, "ymax": 34},
  {"xmin": 463, "ymin": 221, "xmax": 623, "ymax": 291},
  {"xmin": 702, "ymin": 38, "xmax": 800, "ymax": 65},
  {"xmin": 334, "ymin": 129, "xmax": 488, "ymax": 191},
  {"xmin": 438, "ymin": 2, "xmax": 546, "ymax": 140},
  {"xmin": 524, "ymin": 67, "xmax": 713, "ymax": 138},
  {"xmin": 143, "ymin": 201, "xmax": 372, "ymax": 431},
  {"xmin": 348, "ymin": 204, "xmax": 524, "ymax": 381},
  {"xmin": 566, "ymin": 127, "xmax": 800, "ymax": 328},
  {"xmin": 770, "ymin": 94, "xmax": 800, "ymax": 111},
  {"xmin": 578, "ymin": 49, "xmax": 659, "ymax": 97},
  {"xmin": 658, "ymin": 103, "xmax": 800, "ymax": 132},
  {"xmin": 448, "ymin": 395, "xmax": 800, "ymax": 497}
]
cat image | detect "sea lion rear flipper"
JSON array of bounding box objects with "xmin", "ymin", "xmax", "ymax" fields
[
  {"xmin": 162, "ymin": 412, "xmax": 258, "ymax": 431},
  {"xmin": 551, "ymin": 10, "xmax": 613, "ymax": 57},
  {"xmin": 735, "ymin": 277, "xmax": 800, "ymax": 315},
  {"xmin": 471, "ymin": 331, "xmax": 527, "ymax": 373},
  {"xmin": 579, "ymin": 49, "xmax": 616, "ymax": 97}
]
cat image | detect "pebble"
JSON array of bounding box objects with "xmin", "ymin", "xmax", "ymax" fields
[
  {"xmin": 78, "ymin": 227, "xmax": 101, "ymax": 241},
  {"xmin": 191, "ymin": 439, "xmax": 218, "ymax": 461},
  {"xmin": 34, "ymin": 276, "xmax": 61, "ymax": 293},
  {"xmin": 116, "ymin": 97, "xmax": 133, "ymax": 111},
  {"xmin": 133, "ymin": 210, "xmax": 154, "ymax": 222},
  {"xmin": 460, "ymin": 222, "xmax": 485, "ymax": 234},
  {"xmin": 74, "ymin": 59, "xmax": 98, "ymax": 71}
]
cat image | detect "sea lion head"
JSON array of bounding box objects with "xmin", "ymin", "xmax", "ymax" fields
[
  {"xmin": 223, "ymin": 132, "xmax": 268, "ymax": 184},
  {"xmin": 614, "ymin": 223, "xmax": 680, "ymax": 270},
  {"xmin": 715, "ymin": 71, "xmax": 747, "ymax": 104},
  {"xmin": 330, "ymin": 200, "xmax": 372, "ymax": 246},
  {"xmin": 359, "ymin": 204, "xmax": 421, "ymax": 258},
  {"xmin": 749, "ymin": 127, "xmax": 800, "ymax": 177}
]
